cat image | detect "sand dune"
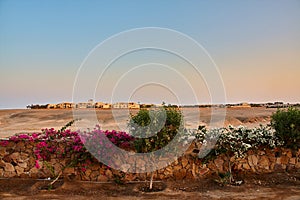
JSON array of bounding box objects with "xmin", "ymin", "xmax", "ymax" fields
[{"xmin": 0, "ymin": 107, "xmax": 277, "ymax": 138}]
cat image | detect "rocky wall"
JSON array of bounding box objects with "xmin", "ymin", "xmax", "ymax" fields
[{"xmin": 0, "ymin": 140, "xmax": 300, "ymax": 181}]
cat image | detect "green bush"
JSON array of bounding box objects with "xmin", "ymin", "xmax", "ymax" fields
[
  {"xmin": 128, "ymin": 107, "xmax": 183, "ymax": 190},
  {"xmin": 271, "ymin": 107, "xmax": 300, "ymax": 150},
  {"xmin": 128, "ymin": 107, "xmax": 183, "ymax": 153}
]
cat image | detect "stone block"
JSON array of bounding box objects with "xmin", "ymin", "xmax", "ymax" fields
[
  {"xmin": 18, "ymin": 162, "xmax": 28, "ymax": 169},
  {"xmin": 280, "ymin": 156, "xmax": 289, "ymax": 165},
  {"xmin": 259, "ymin": 156, "xmax": 270, "ymax": 170},
  {"xmin": 173, "ymin": 169, "xmax": 186, "ymax": 180},
  {"xmin": 15, "ymin": 166, "xmax": 24, "ymax": 176},
  {"xmin": 214, "ymin": 158, "xmax": 224, "ymax": 172},
  {"xmin": 248, "ymin": 155, "xmax": 258, "ymax": 167},
  {"xmin": 97, "ymin": 174, "xmax": 108, "ymax": 182},
  {"xmin": 289, "ymin": 158, "xmax": 296, "ymax": 165},
  {"xmin": 198, "ymin": 168, "xmax": 209, "ymax": 176},
  {"xmin": 181, "ymin": 157, "xmax": 189, "ymax": 168},
  {"xmin": 0, "ymin": 148, "xmax": 6, "ymax": 157},
  {"xmin": 4, "ymin": 163, "xmax": 15, "ymax": 172},
  {"xmin": 10, "ymin": 152, "xmax": 21, "ymax": 162},
  {"xmin": 243, "ymin": 163, "xmax": 251, "ymax": 170}
]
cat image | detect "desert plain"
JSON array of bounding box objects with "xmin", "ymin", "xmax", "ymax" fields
[{"xmin": 0, "ymin": 107, "xmax": 277, "ymax": 138}]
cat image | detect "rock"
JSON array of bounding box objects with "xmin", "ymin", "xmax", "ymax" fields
[
  {"xmin": 15, "ymin": 166, "xmax": 24, "ymax": 176},
  {"xmin": 268, "ymin": 156, "xmax": 276, "ymax": 164},
  {"xmin": 63, "ymin": 167, "xmax": 75, "ymax": 174},
  {"xmin": 259, "ymin": 156, "xmax": 270, "ymax": 170},
  {"xmin": 199, "ymin": 168, "xmax": 210, "ymax": 176},
  {"xmin": 236, "ymin": 163, "xmax": 243, "ymax": 170},
  {"xmin": 173, "ymin": 169, "xmax": 186, "ymax": 180},
  {"xmin": 280, "ymin": 156, "xmax": 289, "ymax": 165},
  {"xmin": 85, "ymin": 169, "xmax": 92, "ymax": 177},
  {"xmin": 4, "ymin": 163, "xmax": 15, "ymax": 172},
  {"xmin": 125, "ymin": 173, "xmax": 136, "ymax": 181},
  {"xmin": 81, "ymin": 174, "xmax": 90, "ymax": 181},
  {"xmin": 158, "ymin": 173, "xmax": 165, "ymax": 180},
  {"xmin": 286, "ymin": 150, "xmax": 292, "ymax": 158},
  {"xmin": 29, "ymin": 167, "xmax": 39, "ymax": 174},
  {"xmin": 0, "ymin": 148, "xmax": 6, "ymax": 157},
  {"xmin": 97, "ymin": 174, "xmax": 108, "ymax": 182},
  {"xmin": 3, "ymin": 155, "xmax": 12, "ymax": 163},
  {"xmin": 289, "ymin": 158, "xmax": 296, "ymax": 165},
  {"xmin": 18, "ymin": 162, "xmax": 27, "ymax": 169},
  {"xmin": 295, "ymin": 162, "xmax": 300, "ymax": 169},
  {"xmin": 207, "ymin": 161, "xmax": 217, "ymax": 171},
  {"xmin": 248, "ymin": 155, "xmax": 258, "ymax": 167},
  {"xmin": 173, "ymin": 165, "xmax": 182, "ymax": 171},
  {"xmin": 90, "ymin": 171, "xmax": 100, "ymax": 181},
  {"xmin": 3, "ymin": 171, "xmax": 17, "ymax": 178},
  {"xmin": 0, "ymin": 160, "xmax": 6, "ymax": 168},
  {"xmin": 163, "ymin": 169, "xmax": 172, "ymax": 177},
  {"xmin": 53, "ymin": 163, "xmax": 61, "ymax": 174},
  {"xmin": 243, "ymin": 163, "xmax": 251, "ymax": 170},
  {"xmin": 181, "ymin": 157, "xmax": 189, "ymax": 168},
  {"xmin": 90, "ymin": 164, "xmax": 100, "ymax": 171},
  {"xmin": 10, "ymin": 152, "xmax": 20, "ymax": 162},
  {"xmin": 286, "ymin": 164, "xmax": 295, "ymax": 171},
  {"xmin": 15, "ymin": 142, "xmax": 26, "ymax": 151},
  {"xmin": 214, "ymin": 158, "xmax": 224, "ymax": 172},
  {"xmin": 105, "ymin": 169, "xmax": 113, "ymax": 179},
  {"xmin": 276, "ymin": 157, "xmax": 281, "ymax": 164},
  {"xmin": 186, "ymin": 171, "xmax": 194, "ymax": 179}
]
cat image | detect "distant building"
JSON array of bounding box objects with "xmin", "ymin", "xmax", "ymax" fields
[
  {"xmin": 95, "ymin": 102, "xmax": 104, "ymax": 108},
  {"xmin": 113, "ymin": 102, "xmax": 128, "ymax": 109},
  {"xmin": 103, "ymin": 103, "xmax": 112, "ymax": 109},
  {"xmin": 229, "ymin": 102, "xmax": 251, "ymax": 108},
  {"xmin": 47, "ymin": 104, "xmax": 57, "ymax": 109},
  {"xmin": 76, "ymin": 102, "xmax": 89, "ymax": 109},
  {"xmin": 128, "ymin": 102, "xmax": 140, "ymax": 109}
]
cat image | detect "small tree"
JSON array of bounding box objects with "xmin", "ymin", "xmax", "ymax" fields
[
  {"xmin": 128, "ymin": 107, "xmax": 183, "ymax": 190},
  {"xmin": 271, "ymin": 107, "xmax": 300, "ymax": 150}
]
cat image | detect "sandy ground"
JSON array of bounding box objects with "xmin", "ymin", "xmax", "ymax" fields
[
  {"xmin": 0, "ymin": 107, "xmax": 277, "ymax": 138},
  {"xmin": 0, "ymin": 171, "xmax": 299, "ymax": 199}
]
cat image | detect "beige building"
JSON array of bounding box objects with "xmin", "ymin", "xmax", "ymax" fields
[
  {"xmin": 112, "ymin": 102, "xmax": 128, "ymax": 109},
  {"xmin": 56, "ymin": 102, "xmax": 74, "ymax": 109},
  {"xmin": 95, "ymin": 102, "xmax": 104, "ymax": 108},
  {"xmin": 128, "ymin": 102, "xmax": 140, "ymax": 109},
  {"xmin": 46, "ymin": 104, "xmax": 57, "ymax": 109},
  {"xmin": 103, "ymin": 103, "xmax": 112, "ymax": 109}
]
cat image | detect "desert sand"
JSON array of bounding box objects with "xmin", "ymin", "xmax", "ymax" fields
[{"xmin": 0, "ymin": 107, "xmax": 277, "ymax": 138}]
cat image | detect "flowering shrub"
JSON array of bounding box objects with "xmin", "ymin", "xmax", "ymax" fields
[
  {"xmin": 79, "ymin": 125, "xmax": 135, "ymax": 168},
  {"xmin": 5, "ymin": 122, "xmax": 135, "ymax": 173},
  {"xmin": 194, "ymin": 125, "xmax": 282, "ymax": 159}
]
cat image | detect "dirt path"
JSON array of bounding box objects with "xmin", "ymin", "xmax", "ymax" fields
[{"xmin": 0, "ymin": 172, "xmax": 299, "ymax": 199}]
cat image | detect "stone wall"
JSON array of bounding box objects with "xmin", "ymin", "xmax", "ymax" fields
[{"xmin": 0, "ymin": 140, "xmax": 300, "ymax": 181}]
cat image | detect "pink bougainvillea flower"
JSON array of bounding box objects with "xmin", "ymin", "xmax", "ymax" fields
[{"xmin": 35, "ymin": 160, "xmax": 40, "ymax": 169}]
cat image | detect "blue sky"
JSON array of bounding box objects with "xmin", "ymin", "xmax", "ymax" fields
[{"xmin": 1, "ymin": 0, "xmax": 300, "ymax": 108}]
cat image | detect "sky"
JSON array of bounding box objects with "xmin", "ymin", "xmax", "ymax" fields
[{"xmin": 0, "ymin": 0, "xmax": 300, "ymax": 108}]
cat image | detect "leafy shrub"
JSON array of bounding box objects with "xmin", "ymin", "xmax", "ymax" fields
[
  {"xmin": 128, "ymin": 107, "xmax": 183, "ymax": 153},
  {"xmin": 128, "ymin": 107, "xmax": 183, "ymax": 190},
  {"xmin": 271, "ymin": 107, "xmax": 300, "ymax": 150}
]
